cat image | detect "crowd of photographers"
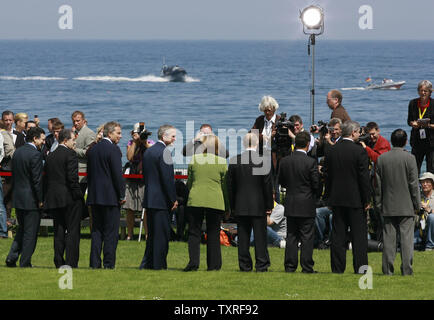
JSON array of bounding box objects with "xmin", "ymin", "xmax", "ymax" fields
[{"xmin": 252, "ymin": 81, "xmax": 434, "ymax": 262}]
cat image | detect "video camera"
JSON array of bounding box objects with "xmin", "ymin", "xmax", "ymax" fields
[
  {"xmin": 138, "ymin": 122, "xmax": 152, "ymax": 141},
  {"xmin": 358, "ymin": 126, "xmax": 371, "ymax": 144},
  {"xmin": 311, "ymin": 120, "xmax": 329, "ymax": 137},
  {"xmin": 273, "ymin": 113, "xmax": 295, "ymax": 158}
]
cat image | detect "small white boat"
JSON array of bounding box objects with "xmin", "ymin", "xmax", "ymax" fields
[{"xmin": 366, "ymin": 78, "xmax": 406, "ymax": 90}]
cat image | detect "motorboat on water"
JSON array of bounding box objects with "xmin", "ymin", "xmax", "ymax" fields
[
  {"xmin": 365, "ymin": 78, "xmax": 406, "ymax": 90},
  {"xmin": 160, "ymin": 57, "xmax": 187, "ymax": 82}
]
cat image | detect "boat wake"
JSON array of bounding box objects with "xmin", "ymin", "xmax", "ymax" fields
[
  {"xmin": 0, "ymin": 76, "xmax": 67, "ymax": 81},
  {"xmin": 73, "ymin": 75, "xmax": 170, "ymax": 82},
  {"xmin": 341, "ymin": 87, "xmax": 367, "ymax": 91},
  {"xmin": 0, "ymin": 74, "xmax": 200, "ymax": 83},
  {"xmin": 74, "ymin": 74, "xmax": 200, "ymax": 83}
]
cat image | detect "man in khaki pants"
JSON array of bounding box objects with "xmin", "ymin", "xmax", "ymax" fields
[{"xmin": 376, "ymin": 129, "xmax": 420, "ymax": 275}]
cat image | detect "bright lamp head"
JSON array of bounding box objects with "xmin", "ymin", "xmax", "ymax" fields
[{"xmin": 300, "ymin": 5, "xmax": 324, "ymax": 34}]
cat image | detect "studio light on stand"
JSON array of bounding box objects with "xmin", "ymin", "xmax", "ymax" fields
[{"xmin": 300, "ymin": 5, "xmax": 324, "ymax": 126}]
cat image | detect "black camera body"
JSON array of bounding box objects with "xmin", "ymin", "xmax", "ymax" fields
[
  {"xmin": 358, "ymin": 126, "xmax": 372, "ymax": 145},
  {"xmin": 316, "ymin": 120, "xmax": 329, "ymax": 136},
  {"xmin": 273, "ymin": 113, "xmax": 295, "ymax": 158},
  {"xmin": 140, "ymin": 130, "xmax": 152, "ymax": 141}
]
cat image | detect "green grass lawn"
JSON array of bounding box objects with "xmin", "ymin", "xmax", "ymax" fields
[{"xmin": 1, "ymin": 230, "xmax": 434, "ymax": 300}]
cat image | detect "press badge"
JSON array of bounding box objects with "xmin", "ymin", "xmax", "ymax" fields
[{"xmin": 420, "ymin": 129, "xmax": 427, "ymax": 139}]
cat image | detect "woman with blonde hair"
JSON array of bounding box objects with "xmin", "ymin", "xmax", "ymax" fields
[
  {"xmin": 184, "ymin": 134, "xmax": 229, "ymax": 271},
  {"xmin": 14, "ymin": 113, "xmax": 28, "ymax": 134}
]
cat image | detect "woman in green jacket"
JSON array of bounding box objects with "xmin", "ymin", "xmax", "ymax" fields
[{"xmin": 184, "ymin": 134, "xmax": 229, "ymax": 271}]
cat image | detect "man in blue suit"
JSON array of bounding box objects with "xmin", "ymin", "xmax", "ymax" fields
[
  {"xmin": 139, "ymin": 124, "xmax": 178, "ymax": 270},
  {"xmin": 87, "ymin": 121, "xmax": 126, "ymax": 269}
]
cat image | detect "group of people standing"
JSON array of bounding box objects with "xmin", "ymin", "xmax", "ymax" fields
[{"xmin": 1, "ymin": 79, "xmax": 433, "ymax": 276}]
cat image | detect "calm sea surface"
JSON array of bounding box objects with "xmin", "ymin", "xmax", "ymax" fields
[{"xmin": 1, "ymin": 40, "xmax": 433, "ymax": 166}]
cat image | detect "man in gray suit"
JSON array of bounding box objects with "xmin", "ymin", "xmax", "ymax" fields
[
  {"xmin": 71, "ymin": 111, "xmax": 96, "ymax": 216},
  {"xmin": 376, "ymin": 129, "xmax": 420, "ymax": 275}
]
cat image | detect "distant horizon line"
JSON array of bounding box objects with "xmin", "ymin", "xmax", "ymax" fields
[{"xmin": 0, "ymin": 38, "xmax": 432, "ymax": 42}]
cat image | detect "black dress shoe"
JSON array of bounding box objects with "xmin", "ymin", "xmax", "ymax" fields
[
  {"xmin": 5, "ymin": 259, "xmax": 16, "ymax": 268},
  {"xmin": 302, "ymin": 270, "xmax": 318, "ymax": 274},
  {"xmin": 285, "ymin": 268, "xmax": 296, "ymax": 273},
  {"xmin": 183, "ymin": 265, "xmax": 198, "ymax": 272},
  {"xmin": 256, "ymin": 268, "xmax": 268, "ymax": 272}
]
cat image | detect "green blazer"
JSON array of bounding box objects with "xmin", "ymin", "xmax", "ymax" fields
[{"xmin": 186, "ymin": 153, "xmax": 229, "ymax": 211}]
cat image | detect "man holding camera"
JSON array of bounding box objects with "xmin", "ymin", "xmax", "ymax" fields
[
  {"xmin": 315, "ymin": 118, "xmax": 342, "ymax": 158},
  {"xmin": 359, "ymin": 122, "xmax": 391, "ymax": 164}
]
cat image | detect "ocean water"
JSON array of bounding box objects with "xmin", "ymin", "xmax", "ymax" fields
[{"xmin": 1, "ymin": 40, "xmax": 433, "ymax": 166}]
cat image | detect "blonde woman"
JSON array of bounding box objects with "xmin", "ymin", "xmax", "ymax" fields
[{"xmin": 184, "ymin": 134, "xmax": 229, "ymax": 271}]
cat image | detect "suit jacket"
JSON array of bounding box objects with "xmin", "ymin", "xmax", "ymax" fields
[
  {"xmin": 12, "ymin": 143, "xmax": 44, "ymax": 210},
  {"xmin": 187, "ymin": 153, "xmax": 229, "ymax": 211},
  {"xmin": 331, "ymin": 105, "xmax": 351, "ymax": 123},
  {"xmin": 86, "ymin": 139, "xmax": 125, "ymax": 206},
  {"xmin": 44, "ymin": 145, "xmax": 83, "ymax": 209},
  {"xmin": 13, "ymin": 130, "xmax": 25, "ymax": 148},
  {"xmin": 251, "ymin": 114, "xmax": 281, "ymax": 155},
  {"xmin": 142, "ymin": 141, "xmax": 177, "ymax": 210},
  {"xmin": 227, "ymin": 150, "xmax": 273, "ymax": 216},
  {"xmin": 375, "ymin": 147, "xmax": 420, "ymax": 216},
  {"xmin": 407, "ymin": 98, "xmax": 434, "ymax": 148},
  {"xmin": 74, "ymin": 125, "xmax": 96, "ymax": 183},
  {"xmin": 279, "ymin": 150, "xmax": 319, "ymax": 217},
  {"xmin": 323, "ymin": 139, "xmax": 370, "ymax": 208}
]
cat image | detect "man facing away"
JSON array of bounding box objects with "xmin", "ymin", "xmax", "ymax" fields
[
  {"xmin": 227, "ymin": 132, "xmax": 274, "ymax": 272},
  {"xmin": 323, "ymin": 120, "xmax": 370, "ymax": 274},
  {"xmin": 140, "ymin": 124, "xmax": 178, "ymax": 270},
  {"xmin": 44, "ymin": 129, "xmax": 83, "ymax": 268},
  {"xmin": 375, "ymin": 129, "xmax": 420, "ymax": 275},
  {"xmin": 87, "ymin": 122, "xmax": 125, "ymax": 269},
  {"xmin": 279, "ymin": 131, "xmax": 320, "ymax": 273},
  {"xmin": 5, "ymin": 127, "xmax": 45, "ymax": 268}
]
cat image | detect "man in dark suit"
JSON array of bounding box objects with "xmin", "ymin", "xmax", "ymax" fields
[
  {"xmin": 87, "ymin": 122, "xmax": 125, "ymax": 269},
  {"xmin": 5, "ymin": 127, "xmax": 45, "ymax": 268},
  {"xmin": 279, "ymin": 131, "xmax": 320, "ymax": 273},
  {"xmin": 139, "ymin": 124, "xmax": 178, "ymax": 270},
  {"xmin": 44, "ymin": 129, "xmax": 83, "ymax": 268},
  {"xmin": 323, "ymin": 121, "xmax": 371, "ymax": 274},
  {"xmin": 228, "ymin": 132, "xmax": 274, "ymax": 272}
]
